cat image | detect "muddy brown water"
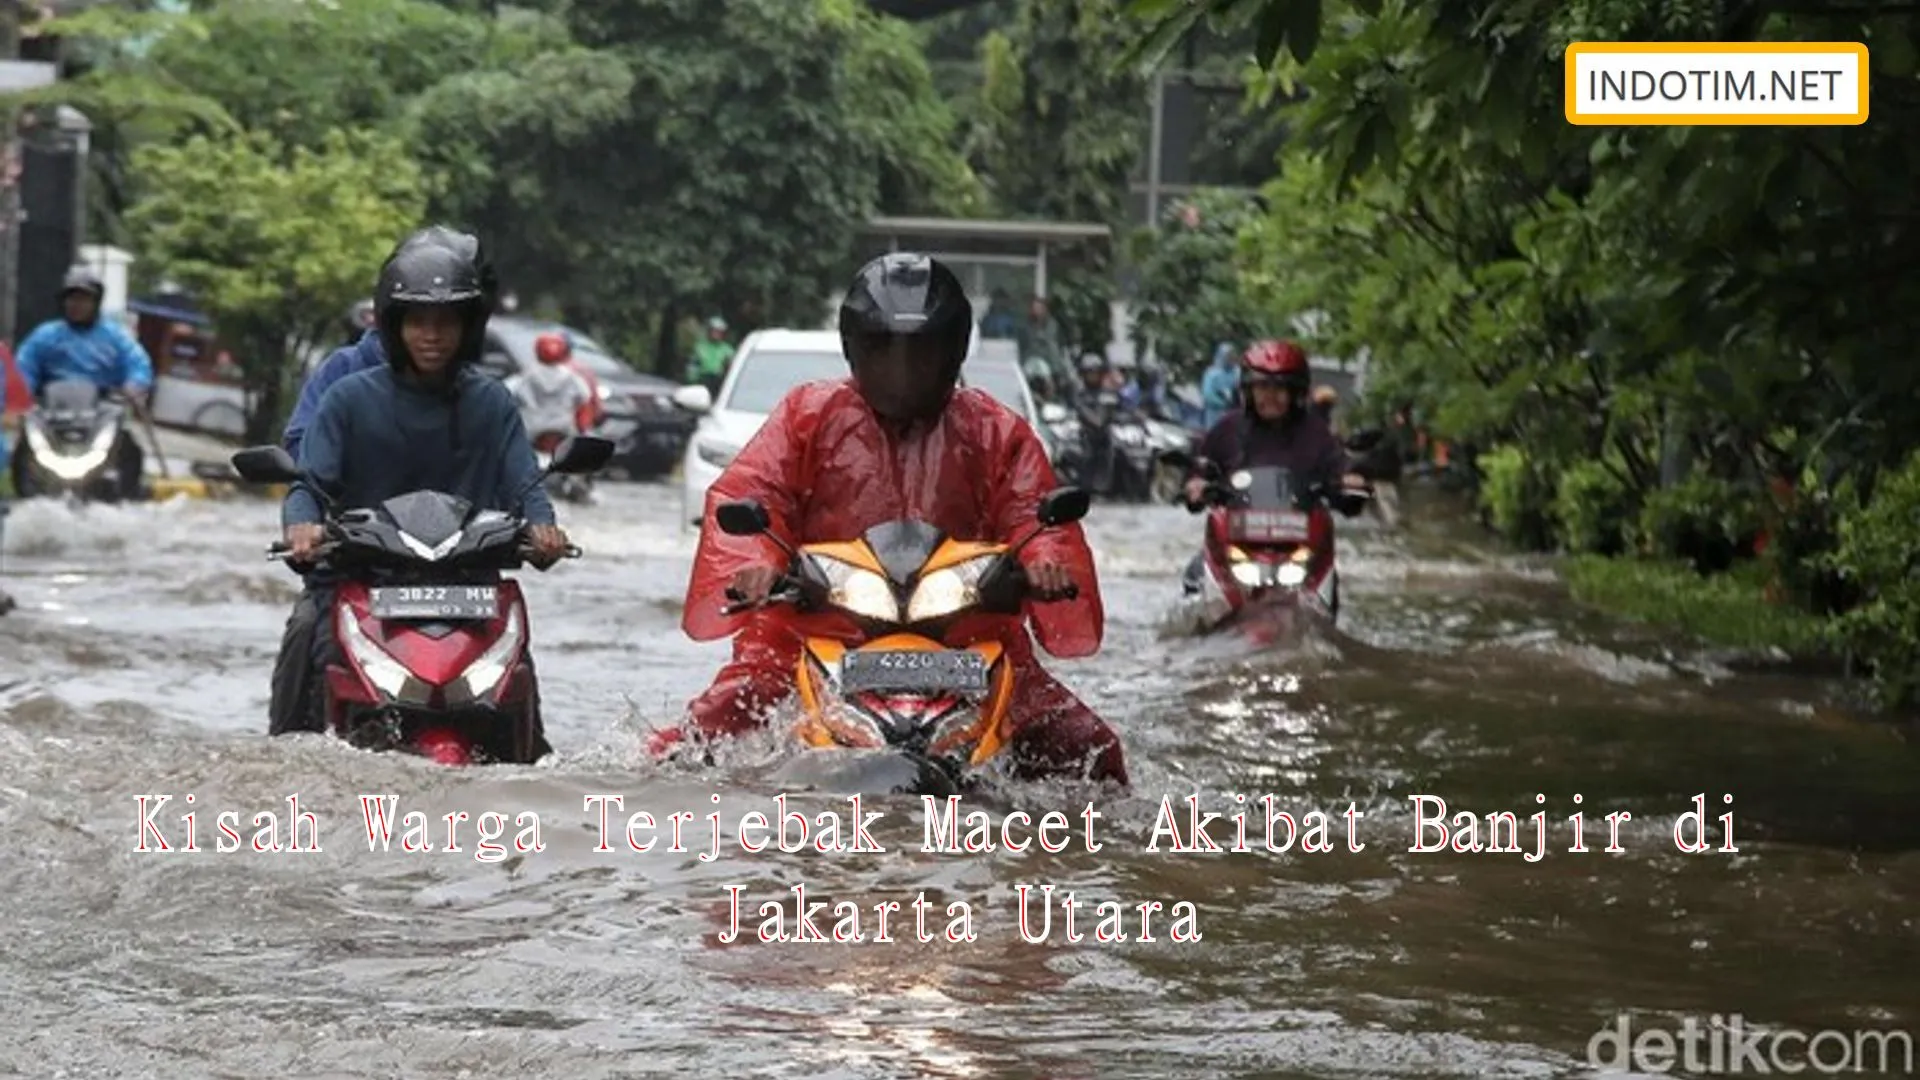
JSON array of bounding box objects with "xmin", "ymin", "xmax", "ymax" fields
[{"xmin": 1, "ymin": 484, "xmax": 1914, "ymax": 1078}]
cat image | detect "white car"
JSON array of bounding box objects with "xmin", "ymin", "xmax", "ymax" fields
[
  {"xmin": 675, "ymin": 329, "xmax": 849, "ymax": 527},
  {"xmin": 674, "ymin": 328, "xmax": 1055, "ymax": 528}
]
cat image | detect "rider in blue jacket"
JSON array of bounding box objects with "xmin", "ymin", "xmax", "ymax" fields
[{"xmin": 11, "ymin": 267, "xmax": 155, "ymax": 499}]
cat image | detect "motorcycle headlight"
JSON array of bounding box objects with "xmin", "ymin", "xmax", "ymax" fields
[
  {"xmin": 340, "ymin": 608, "xmax": 431, "ymax": 705},
  {"xmin": 815, "ymin": 556, "xmax": 899, "ymax": 622},
  {"xmin": 1275, "ymin": 563, "xmax": 1308, "ymax": 587},
  {"xmin": 449, "ymin": 600, "xmax": 525, "ymax": 705},
  {"xmin": 1230, "ymin": 561, "xmax": 1268, "ymax": 588},
  {"xmin": 907, "ymin": 555, "xmax": 997, "ymax": 622}
]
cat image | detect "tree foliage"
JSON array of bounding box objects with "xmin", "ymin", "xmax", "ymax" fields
[
  {"xmin": 123, "ymin": 129, "xmax": 425, "ymax": 441},
  {"xmin": 1125, "ymin": 187, "xmax": 1267, "ymax": 378},
  {"xmin": 1121, "ymin": 0, "xmax": 1920, "ymax": 697}
]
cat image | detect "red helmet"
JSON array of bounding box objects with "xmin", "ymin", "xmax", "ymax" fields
[
  {"xmin": 534, "ymin": 332, "xmax": 570, "ymax": 365},
  {"xmin": 1242, "ymin": 339, "xmax": 1309, "ymax": 382}
]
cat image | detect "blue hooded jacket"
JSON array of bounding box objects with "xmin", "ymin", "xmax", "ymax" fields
[
  {"xmin": 282, "ymin": 363, "xmax": 555, "ymax": 530},
  {"xmin": 283, "ymin": 332, "xmax": 385, "ymax": 460},
  {"xmin": 16, "ymin": 316, "xmax": 154, "ymax": 396}
]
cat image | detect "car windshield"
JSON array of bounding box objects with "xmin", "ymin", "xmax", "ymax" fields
[
  {"xmin": 723, "ymin": 350, "xmax": 847, "ymax": 414},
  {"xmin": 962, "ymin": 360, "xmax": 1030, "ymax": 419}
]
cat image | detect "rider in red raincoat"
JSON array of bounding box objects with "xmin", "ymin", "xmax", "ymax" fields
[{"xmin": 657, "ymin": 253, "xmax": 1128, "ymax": 786}]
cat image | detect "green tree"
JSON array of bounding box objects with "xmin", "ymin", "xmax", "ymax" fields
[
  {"xmin": 124, "ymin": 129, "xmax": 426, "ymax": 441},
  {"xmin": 413, "ymin": 0, "xmax": 981, "ymax": 373},
  {"xmin": 1125, "ymin": 0, "xmax": 1920, "ymax": 688},
  {"xmin": 1126, "ymin": 187, "xmax": 1267, "ymax": 379}
]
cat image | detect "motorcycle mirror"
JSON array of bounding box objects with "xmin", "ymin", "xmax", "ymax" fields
[
  {"xmin": 547, "ymin": 435, "xmax": 615, "ymax": 476},
  {"xmin": 714, "ymin": 499, "xmax": 772, "ymax": 537},
  {"xmin": 1035, "ymin": 486, "xmax": 1090, "ymax": 527},
  {"xmin": 231, "ymin": 445, "xmax": 301, "ymax": 485}
]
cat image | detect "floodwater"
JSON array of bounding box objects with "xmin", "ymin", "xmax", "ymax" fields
[{"xmin": 1, "ymin": 482, "xmax": 1914, "ymax": 1079}]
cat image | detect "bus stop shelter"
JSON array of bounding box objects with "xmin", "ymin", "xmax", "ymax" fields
[{"xmin": 857, "ymin": 216, "xmax": 1112, "ymax": 305}]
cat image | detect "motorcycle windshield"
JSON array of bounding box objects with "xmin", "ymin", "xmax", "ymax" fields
[
  {"xmin": 42, "ymin": 380, "xmax": 101, "ymax": 412},
  {"xmin": 1236, "ymin": 467, "xmax": 1301, "ymax": 510},
  {"xmin": 378, "ymin": 491, "xmax": 474, "ymax": 548}
]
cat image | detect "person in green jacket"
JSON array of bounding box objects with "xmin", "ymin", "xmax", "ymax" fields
[{"xmin": 687, "ymin": 316, "xmax": 735, "ymax": 394}]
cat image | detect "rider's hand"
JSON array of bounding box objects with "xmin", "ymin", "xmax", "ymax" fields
[
  {"xmin": 285, "ymin": 523, "xmax": 326, "ymax": 561},
  {"xmin": 1183, "ymin": 477, "xmax": 1210, "ymax": 505},
  {"xmin": 728, "ymin": 564, "xmax": 784, "ymax": 606},
  {"xmin": 526, "ymin": 524, "xmax": 569, "ymax": 566},
  {"xmin": 121, "ymin": 385, "xmax": 147, "ymax": 409},
  {"xmin": 1024, "ymin": 559, "xmax": 1077, "ymax": 600}
]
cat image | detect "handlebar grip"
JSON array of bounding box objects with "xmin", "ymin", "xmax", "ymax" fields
[{"xmin": 564, "ymin": 543, "xmax": 583, "ymax": 558}]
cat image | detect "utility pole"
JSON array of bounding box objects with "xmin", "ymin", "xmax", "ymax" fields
[{"xmin": 0, "ymin": 0, "xmax": 22, "ymax": 347}]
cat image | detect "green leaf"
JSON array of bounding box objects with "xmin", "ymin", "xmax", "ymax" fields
[
  {"xmin": 1284, "ymin": 0, "xmax": 1322, "ymax": 66},
  {"xmin": 1254, "ymin": 3, "xmax": 1290, "ymax": 69}
]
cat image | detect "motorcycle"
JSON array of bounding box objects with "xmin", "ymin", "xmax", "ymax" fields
[
  {"xmin": 707, "ymin": 485, "xmax": 1092, "ymax": 796},
  {"xmin": 1172, "ymin": 453, "xmax": 1369, "ymax": 641},
  {"xmin": 531, "ymin": 431, "xmax": 595, "ymax": 505},
  {"xmin": 1045, "ymin": 393, "xmax": 1190, "ymax": 503},
  {"xmin": 229, "ymin": 435, "xmax": 615, "ymax": 765},
  {"xmin": 10, "ymin": 379, "xmax": 137, "ymax": 502}
]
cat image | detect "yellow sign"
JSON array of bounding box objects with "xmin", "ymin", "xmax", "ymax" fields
[{"xmin": 1565, "ymin": 42, "xmax": 1868, "ymax": 125}]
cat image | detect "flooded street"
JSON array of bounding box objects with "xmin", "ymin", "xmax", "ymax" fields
[{"xmin": 2, "ymin": 482, "xmax": 1915, "ymax": 1078}]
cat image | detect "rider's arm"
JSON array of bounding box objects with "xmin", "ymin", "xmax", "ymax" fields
[
  {"xmin": 112, "ymin": 325, "xmax": 155, "ymax": 392},
  {"xmin": 680, "ymin": 385, "xmax": 813, "ymax": 641},
  {"xmin": 989, "ymin": 415, "xmax": 1103, "ymax": 658},
  {"xmin": 283, "ymin": 348, "xmax": 355, "ymax": 459},
  {"xmin": 14, "ymin": 324, "xmax": 50, "ymax": 397},
  {"xmin": 283, "ymin": 387, "xmax": 350, "ymax": 527},
  {"xmin": 495, "ymin": 392, "xmax": 557, "ymax": 526},
  {"xmin": 1190, "ymin": 416, "xmax": 1233, "ymax": 480}
]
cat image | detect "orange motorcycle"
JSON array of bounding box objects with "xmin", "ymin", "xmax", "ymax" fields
[{"xmin": 711, "ymin": 487, "xmax": 1090, "ymax": 794}]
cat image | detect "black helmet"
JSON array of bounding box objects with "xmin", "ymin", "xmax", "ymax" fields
[
  {"xmin": 837, "ymin": 253, "xmax": 972, "ymax": 421},
  {"xmin": 373, "ymin": 226, "xmax": 495, "ymax": 375},
  {"xmin": 60, "ymin": 266, "xmax": 105, "ymax": 300}
]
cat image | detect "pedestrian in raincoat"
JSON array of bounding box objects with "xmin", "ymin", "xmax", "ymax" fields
[
  {"xmin": 1200, "ymin": 342, "xmax": 1239, "ymax": 428},
  {"xmin": 655, "ymin": 253, "xmax": 1128, "ymax": 786}
]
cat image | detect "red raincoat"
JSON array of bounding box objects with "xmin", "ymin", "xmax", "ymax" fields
[{"xmin": 677, "ymin": 379, "xmax": 1127, "ymax": 785}]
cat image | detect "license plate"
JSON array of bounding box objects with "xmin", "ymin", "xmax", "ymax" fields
[
  {"xmin": 840, "ymin": 649, "xmax": 989, "ymax": 695},
  {"xmin": 368, "ymin": 585, "xmax": 498, "ymax": 620},
  {"xmin": 1231, "ymin": 510, "xmax": 1308, "ymax": 541}
]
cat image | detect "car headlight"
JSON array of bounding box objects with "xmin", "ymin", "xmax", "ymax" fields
[
  {"xmin": 814, "ymin": 555, "xmax": 899, "ymax": 622},
  {"xmin": 696, "ymin": 437, "xmax": 738, "ymax": 467},
  {"xmin": 907, "ymin": 554, "xmax": 997, "ymax": 622}
]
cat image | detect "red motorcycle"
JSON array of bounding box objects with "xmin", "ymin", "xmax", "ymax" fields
[
  {"xmin": 232, "ymin": 436, "xmax": 613, "ymax": 764},
  {"xmin": 1175, "ymin": 456, "xmax": 1368, "ymax": 640}
]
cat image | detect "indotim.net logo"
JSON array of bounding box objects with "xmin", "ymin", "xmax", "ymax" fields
[
  {"xmin": 1586, "ymin": 1013, "xmax": 1914, "ymax": 1075},
  {"xmin": 1565, "ymin": 42, "xmax": 1868, "ymax": 126}
]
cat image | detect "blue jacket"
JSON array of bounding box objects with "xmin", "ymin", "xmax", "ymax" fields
[
  {"xmin": 16, "ymin": 318, "xmax": 154, "ymax": 397},
  {"xmin": 1201, "ymin": 362, "xmax": 1239, "ymax": 428},
  {"xmin": 282, "ymin": 364, "xmax": 555, "ymax": 529},
  {"xmin": 283, "ymin": 332, "xmax": 385, "ymax": 460}
]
